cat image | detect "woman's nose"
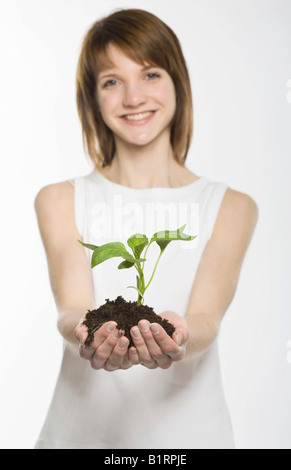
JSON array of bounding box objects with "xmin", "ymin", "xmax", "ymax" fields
[{"xmin": 122, "ymin": 83, "xmax": 146, "ymax": 107}]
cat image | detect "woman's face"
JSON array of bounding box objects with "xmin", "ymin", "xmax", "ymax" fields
[{"xmin": 96, "ymin": 44, "xmax": 176, "ymax": 150}]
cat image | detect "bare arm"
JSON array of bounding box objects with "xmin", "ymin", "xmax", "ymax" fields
[
  {"xmin": 128, "ymin": 188, "xmax": 258, "ymax": 364},
  {"xmin": 184, "ymin": 188, "xmax": 259, "ymax": 357},
  {"xmin": 34, "ymin": 181, "xmax": 94, "ymax": 353},
  {"xmin": 34, "ymin": 181, "xmax": 132, "ymax": 369}
]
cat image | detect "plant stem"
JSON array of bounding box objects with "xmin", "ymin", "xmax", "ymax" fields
[
  {"xmin": 134, "ymin": 263, "xmax": 145, "ymax": 305},
  {"xmin": 144, "ymin": 249, "xmax": 163, "ymax": 293},
  {"xmin": 135, "ymin": 242, "xmax": 162, "ymax": 305},
  {"xmin": 138, "ymin": 270, "xmax": 145, "ymax": 305},
  {"xmin": 141, "ymin": 242, "xmax": 151, "ymax": 271}
]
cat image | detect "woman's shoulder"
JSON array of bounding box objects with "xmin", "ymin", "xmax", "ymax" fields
[
  {"xmin": 34, "ymin": 180, "xmax": 74, "ymax": 218},
  {"xmin": 212, "ymin": 186, "xmax": 259, "ymax": 240},
  {"xmin": 224, "ymin": 187, "xmax": 258, "ymax": 217},
  {"xmin": 199, "ymin": 170, "xmax": 258, "ymax": 216}
]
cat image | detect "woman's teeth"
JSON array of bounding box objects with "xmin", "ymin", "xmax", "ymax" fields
[{"xmin": 123, "ymin": 111, "xmax": 153, "ymax": 121}]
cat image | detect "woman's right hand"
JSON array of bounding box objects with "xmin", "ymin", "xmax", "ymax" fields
[{"xmin": 74, "ymin": 320, "xmax": 132, "ymax": 371}]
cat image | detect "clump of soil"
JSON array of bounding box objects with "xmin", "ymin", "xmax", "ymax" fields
[{"xmin": 82, "ymin": 295, "xmax": 175, "ymax": 348}]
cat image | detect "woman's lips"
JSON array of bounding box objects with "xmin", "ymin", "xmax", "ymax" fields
[{"xmin": 120, "ymin": 110, "xmax": 156, "ymax": 125}]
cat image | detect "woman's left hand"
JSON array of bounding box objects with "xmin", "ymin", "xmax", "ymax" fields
[{"xmin": 128, "ymin": 311, "xmax": 189, "ymax": 369}]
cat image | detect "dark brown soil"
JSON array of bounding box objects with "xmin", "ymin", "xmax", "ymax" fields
[{"xmin": 82, "ymin": 295, "xmax": 175, "ymax": 348}]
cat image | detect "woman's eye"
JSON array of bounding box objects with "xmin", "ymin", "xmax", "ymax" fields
[
  {"xmin": 101, "ymin": 73, "xmax": 160, "ymax": 88},
  {"xmin": 146, "ymin": 72, "xmax": 160, "ymax": 80},
  {"xmin": 103, "ymin": 79, "xmax": 117, "ymax": 88}
]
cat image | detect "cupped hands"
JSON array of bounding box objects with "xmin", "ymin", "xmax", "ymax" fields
[{"xmin": 74, "ymin": 311, "xmax": 189, "ymax": 372}]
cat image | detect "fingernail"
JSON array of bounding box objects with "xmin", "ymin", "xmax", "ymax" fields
[
  {"xmin": 150, "ymin": 323, "xmax": 160, "ymax": 335},
  {"xmin": 113, "ymin": 329, "xmax": 122, "ymax": 339},
  {"xmin": 139, "ymin": 321, "xmax": 149, "ymax": 332},
  {"xmin": 130, "ymin": 347, "xmax": 137, "ymax": 355},
  {"xmin": 132, "ymin": 327, "xmax": 141, "ymax": 339},
  {"xmin": 177, "ymin": 333, "xmax": 183, "ymax": 346},
  {"xmin": 118, "ymin": 337, "xmax": 128, "ymax": 349},
  {"xmin": 107, "ymin": 322, "xmax": 117, "ymax": 332}
]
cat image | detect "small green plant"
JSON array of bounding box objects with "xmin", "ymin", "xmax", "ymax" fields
[{"xmin": 78, "ymin": 224, "xmax": 196, "ymax": 306}]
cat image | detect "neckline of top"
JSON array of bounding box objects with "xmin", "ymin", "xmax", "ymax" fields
[{"xmin": 92, "ymin": 170, "xmax": 207, "ymax": 196}]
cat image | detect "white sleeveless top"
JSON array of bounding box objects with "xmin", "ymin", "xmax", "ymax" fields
[{"xmin": 35, "ymin": 170, "xmax": 235, "ymax": 449}]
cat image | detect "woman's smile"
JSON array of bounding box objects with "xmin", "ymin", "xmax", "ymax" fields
[
  {"xmin": 120, "ymin": 110, "xmax": 156, "ymax": 125},
  {"xmin": 97, "ymin": 44, "xmax": 176, "ymax": 147}
]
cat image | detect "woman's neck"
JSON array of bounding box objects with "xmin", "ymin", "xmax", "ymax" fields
[{"xmin": 98, "ymin": 138, "xmax": 196, "ymax": 189}]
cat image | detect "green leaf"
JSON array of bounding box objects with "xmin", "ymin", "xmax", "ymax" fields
[
  {"xmin": 91, "ymin": 242, "xmax": 136, "ymax": 269},
  {"xmin": 134, "ymin": 258, "xmax": 146, "ymax": 265},
  {"xmin": 150, "ymin": 224, "xmax": 197, "ymax": 253},
  {"xmin": 78, "ymin": 240, "xmax": 99, "ymax": 251},
  {"xmin": 118, "ymin": 260, "xmax": 135, "ymax": 270},
  {"xmin": 127, "ymin": 233, "xmax": 149, "ymax": 259},
  {"xmin": 117, "ymin": 259, "xmax": 146, "ymax": 270}
]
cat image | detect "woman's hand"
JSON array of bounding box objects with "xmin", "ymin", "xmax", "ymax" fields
[
  {"xmin": 74, "ymin": 311, "xmax": 189, "ymax": 371},
  {"xmin": 128, "ymin": 311, "xmax": 189, "ymax": 370},
  {"xmin": 74, "ymin": 320, "xmax": 132, "ymax": 372}
]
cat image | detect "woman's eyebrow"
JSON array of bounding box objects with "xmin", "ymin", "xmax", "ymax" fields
[{"xmin": 98, "ymin": 71, "xmax": 120, "ymax": 81}]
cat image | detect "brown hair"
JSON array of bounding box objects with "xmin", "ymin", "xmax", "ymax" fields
[{"xmin": 76, "ymin": 8, "xmax": 193, "ymax": 169}]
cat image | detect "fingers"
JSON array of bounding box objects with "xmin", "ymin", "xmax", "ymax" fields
[
  {"xmin": 90, "ymin": 321, "xmax": 118, "ymax": 349},
  {"xmin": 99, "ymin": 335, "xmax": 129, "ymax": 371},
  {"xmin": 148, "ymin": 322, "xmax": 183, "ymax": 361},
  {"xmin": 128, "ymin": 347, "xmax": 139, "ymax": 366},
  {"xmin": 130, "ymin": 320, "xmax": 176, "ymax": 369},
  {"xmin": 130, "ymin": 322, "xmax": 157, "ymax": 369},
  {"xmin": 77, "ymin": 318, "xmax": 185, "ymax": 372},
  {"xmin": 78, "ymin": 321, "xmax": 130, "ymax": 371},
  {"xmin": 173, "ymin": 327, "xmax": 189, "ymax": 348},
  {"xmin": 77, "ymin": 320, "xmax": 115, "ymax": 360},
  {"xmin": 120, "ymin": 350, "xmax": 133, "ymax": 370}
]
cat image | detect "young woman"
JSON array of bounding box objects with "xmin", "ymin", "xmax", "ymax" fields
[{"xmin": 34, "ymin": 9, "xmax": 258, "ymax": 449}]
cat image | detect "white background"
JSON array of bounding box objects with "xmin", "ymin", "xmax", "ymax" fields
[{"xmin": 0, "ymin": 0, "xmax": 290, "ymax": 449}]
